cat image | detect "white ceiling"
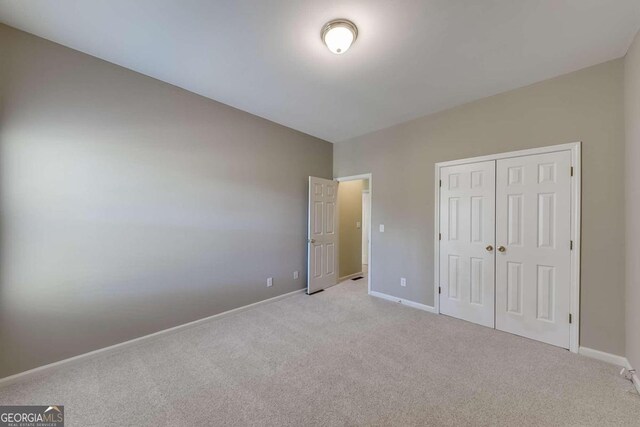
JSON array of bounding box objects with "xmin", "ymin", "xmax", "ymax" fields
[{"xmin": 1, "ymin": 1, "xmax": 639, "ymax": 142}]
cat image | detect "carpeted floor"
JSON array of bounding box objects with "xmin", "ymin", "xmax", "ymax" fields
[{"xmin": 0, "ymin": 278, "xmax": 638, "ymax": 426}]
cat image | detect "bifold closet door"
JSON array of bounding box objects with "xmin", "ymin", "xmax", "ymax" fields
[
  {"xmin": 439, "ymin": 161, "xmax": 495, "ymax": 328},
  {"xmin": 495, "ymin": 151, "xmax": 572, "ymax": 349}
]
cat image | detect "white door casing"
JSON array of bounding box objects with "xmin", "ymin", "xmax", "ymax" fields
[
  {"xmin": 495, "ymin": 151, "xmax": 572, "ymax": 348},
  {"xmin": 307, "ymin": 177, "xmax": 338, "ymax": 294},
  {"xmin": 439, "ymin": 161, "xmax": 496, "ymax": 328},
  {"xmin": 362, "ymin": 191, "xmax": 370, "ymax": 265}
]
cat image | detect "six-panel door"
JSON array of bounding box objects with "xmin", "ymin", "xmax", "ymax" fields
[
  {"xmin": 307, "ymin": 177, "xmax": 338, "ymax": 294},
  {"xmin": 439, "ymin": 161, "xmax": 496, "ymax": 328},
  {"xmin": 495, "ymin": 151, "xmax": 572, "ymax": 348}
]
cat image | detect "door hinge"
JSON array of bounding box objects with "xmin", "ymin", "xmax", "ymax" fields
[
  {"xmin": 439, "ymin": 233, "xmax": 442, "ymax": 240},
  {"xmin": 439, "ymin": 286, "xmax": 442, "ymax": 294},
  {"xmin": 570, "ymin": 166, "xmax": 574, "ymax": 177},
  {"xmin": 569, "ymin": 313, "xmax": 572, "ymax": 324},
  {"xmin": 570, "ymin": 240, "xmax": 573, "ymax": 250},
  {"xmin": 439, "ymin": 179, "xmax": 442, "ymax": 187}
]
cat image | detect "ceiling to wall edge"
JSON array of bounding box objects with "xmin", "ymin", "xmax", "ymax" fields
[{"xmin": 2, "ymin": 20, "xmax": 639, "ymax": 145}]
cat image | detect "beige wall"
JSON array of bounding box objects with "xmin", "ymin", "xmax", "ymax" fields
[
  {"xmin": 335, "ymin": 59, "xmax": 626, "ymax": 356},
  {"xmin": 625, "ymin": 29, "xmax": 640, "ymax": 371},
  {"xmin": 338, "ymin": 180, "xmax": 364, "ymax": 278},
  {"xmin": 0, "ymin": 24, "xmax": 332, "ymax": 378}
]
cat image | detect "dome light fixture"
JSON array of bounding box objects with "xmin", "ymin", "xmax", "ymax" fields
[{"xmin": 321, "ymin": 19, "xmax": 358, "ymax": 54}]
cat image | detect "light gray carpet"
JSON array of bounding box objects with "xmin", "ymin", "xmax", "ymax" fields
[{"xmin": 1, "ymin": 278, "xmax": 638, "ymax": 426}]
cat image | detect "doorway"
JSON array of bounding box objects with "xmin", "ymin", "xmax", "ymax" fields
[
  {"xmin": 307, "ymin": 174, "xmax": 372, "ymax": 295},
  {"xmin": 336, "ymin": 178, "xmax": 370, "ymax": 284},
  {"xmin": 434, "ymin": 143, "xmax": 581, "ymax": 352}
]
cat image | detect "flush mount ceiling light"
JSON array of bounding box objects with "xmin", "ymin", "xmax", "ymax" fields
[{"xmin": 321, "ymin": 19, "xmax": 358, "ymax": 54}]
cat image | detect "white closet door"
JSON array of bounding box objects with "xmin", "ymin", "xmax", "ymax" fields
[
  {"xmin": 439, "ymin": 161, "xmax": 495, "ymax": 328},
  {"xmin": 495, "ymin": 151, "xmax": 572, "ymax": 348}
]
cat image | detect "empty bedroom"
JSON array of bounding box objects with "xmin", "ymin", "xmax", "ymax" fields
[{"xmin": 1, "ymin": 1, "xmax": 639, "ymax": 426}]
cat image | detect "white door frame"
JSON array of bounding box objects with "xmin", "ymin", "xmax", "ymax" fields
[
  {"xmin": 336, "ymin": 173, "xmax": 373, "ymax": 294},
  {"xmin": 362, "ymin": 190, "xmax": 371, "ymax": 265},
  {"xmin": 433, "ymin": 142, "xmax": 581, "ymax": 353}
]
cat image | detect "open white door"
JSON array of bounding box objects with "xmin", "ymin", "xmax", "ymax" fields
[{"xmin": 308, "ymin": 177, "xmax": 338, "ymax": 294}]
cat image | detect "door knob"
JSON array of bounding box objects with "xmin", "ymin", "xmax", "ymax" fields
[
  {"xmin": 308, "ymin": 239, "xmax": 316, "ymax": 244},
  {"xmin": 498, "ymin": 246, "xmax": 506, "ymax": 252},
  {"xmin": 486, "ymin": 245, "xmax": 494, "ymax": 252}
]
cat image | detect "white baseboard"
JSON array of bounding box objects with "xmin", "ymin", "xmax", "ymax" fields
[
  {"xmin": 579, "ymin": 347, "xmax": 639, "ymax": 394},
  {"xmin": 338, "ymin": 271, "xmax": 364, "ymax": 282},
  {"xmin": 578, "ymin": 346, "xmax": 631, "ymax": 369},
  {"xmin": 369, "ymin": 290, "xmax": 436, "ymax": 313},
  {"xmin": 631, "ymin": 371, "xmax": 640, "ymax": 395},
  {"xmin": 0, "ymin": 288, "xmax": 306, "ymax": 388}
]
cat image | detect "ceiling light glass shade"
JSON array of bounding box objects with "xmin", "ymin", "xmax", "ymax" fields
[{"xmin": 322, "ymin": 19, "xmax": 358, "ymax": 54}]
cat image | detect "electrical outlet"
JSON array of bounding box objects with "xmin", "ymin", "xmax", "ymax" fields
[
  {"xmin": 293, "ymin": 271, "xmax": 299, "ymax": 279},
  {"xmin": 267, "ymin": 277, "xmax": 273, "ymax": 287},
  {"xmin": 400, "ymin": 277, "xmax": 407, "ymax": 287},
  {"xmin": 356, "ymin": 221, "xmax": 361, "ymax": 229},
  {"xmin": 379, "ymin": 224, "xmax": 385, "ymax": 232}
]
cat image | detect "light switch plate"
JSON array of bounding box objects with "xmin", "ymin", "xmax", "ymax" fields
[
  {"xmin": 356, "ymin": 221, "xmax": 361, "ymax": 229},
  {"xmin": 293, "ymin": 271, "xmax": 299, "ymax": 279},
  {"xmin": 379, "ymin": 224, "xmax": 385, "ymax": 232}
]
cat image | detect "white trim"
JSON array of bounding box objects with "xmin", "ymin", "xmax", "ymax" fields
[
  {"xmin": 569, "ymin": 143, "xmax": 581, "ymax": 354},
  {"xmin": 435, "ymin": 142, "xmax": 581, "ymax": 167},
  {"xmin": 632, "ymin": 371, "xmax": 640, "ymax": 395},
  {"xmin": 369, "ymin": 290, "xmax": 437, "ymax": 313},
  {"xmin": 433, "ymin": 164, "xmax": 441, "ymax": 315},
  {"xmin": 579, "ymin": 347, "xmax": 640, "ymax": 393},
  {"xmin": 336, "ymin": 173, "xmax": 372, "ymax": 182},
  {"xmin": 362, "ymin": 191, "xmax": 370, "ymax": 265},
  {"xmin": 434, "ymin": 142, "xmax": 582, "ymax": 353},
  {"xmin": 578, "ymin": 347, "xmax": 631, "ymax": 369},
  {"xmin": 0, "ymin": 288, "xmax": 305, "ymax": 388},
  {"xmin": 338, "ymin": 271, "xmax": 364, "ymax": 282},
  {"xmin": 335, "ymin": 173, "xmax": 373, "ymax": 295}
]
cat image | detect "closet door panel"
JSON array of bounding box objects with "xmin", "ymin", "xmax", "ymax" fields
[
  {"xmin": 495, "ymin": 151, "xmax": 572, "ymax": 349},
  {"xmin": 439, "ymin": 161, "xmax": 495, "ymax": 328}
]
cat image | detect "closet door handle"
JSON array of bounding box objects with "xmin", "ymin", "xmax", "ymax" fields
[
  {"xmin": 486, "ymin": 245, "xmax": 493, "ymax": 252},
  {"xmin": 498, "ymin": 246, "xmax": 506, "ymax": 253}
]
